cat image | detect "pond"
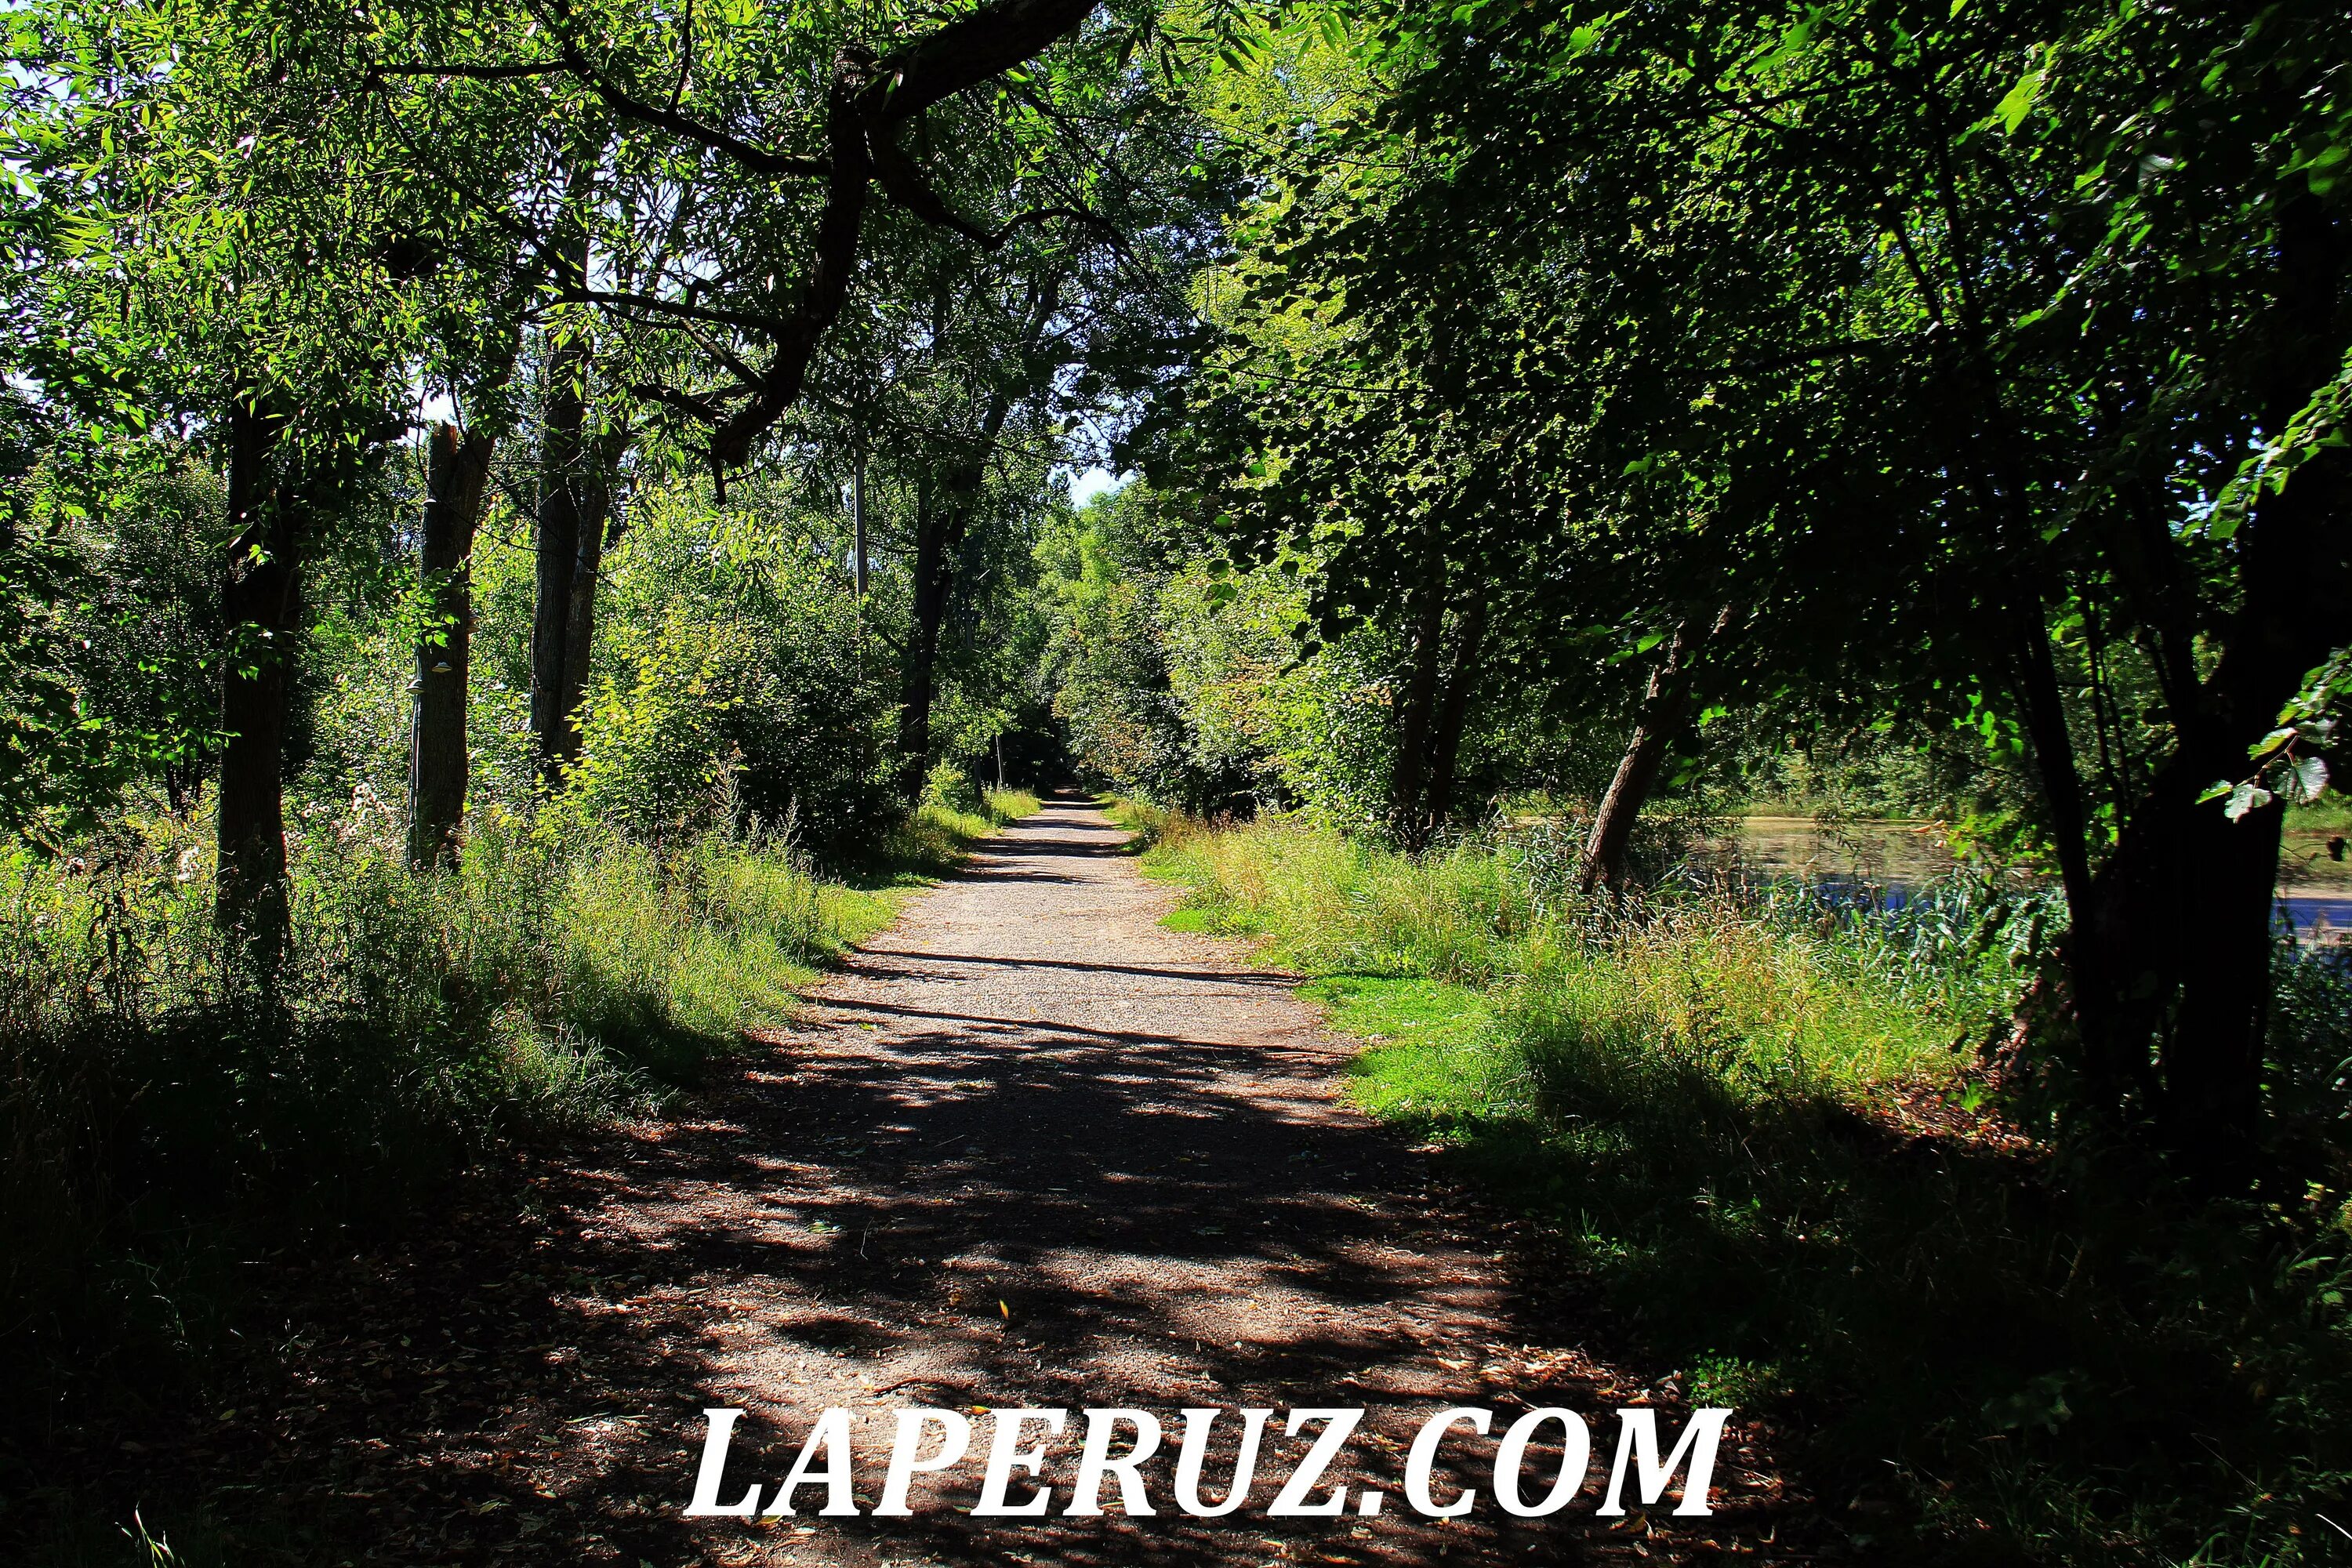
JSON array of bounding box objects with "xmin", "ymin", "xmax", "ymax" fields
[{"xmin": 1734, "ymin": 816, "xmax": 2352, "ymax": 944}]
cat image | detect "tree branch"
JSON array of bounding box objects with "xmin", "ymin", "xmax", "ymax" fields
[
  {"xmin": 369, "ymin": 60, "xmax": 570, "ymax": 81},
  {"xmin": 866, "ymin": 0, "xmax": 1103, "ymax": 124},
  {"xmin": 866, "ymin": 119, "xmax": 1099, "ymax": 248},
  {"xmin": 555, "ymin": 42, "xmax": 827, "ymax": 177},
  {"xmin": 551, "ymin": 280, "xmax": 795, "ymax": 339}
]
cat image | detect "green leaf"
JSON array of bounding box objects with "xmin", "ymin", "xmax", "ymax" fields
[
  {"xmin": 1993, "ymin": 49, "xmax": 2051, "ymax": 134},
  {"xmin": 2285, "ymin": 756, "xmax": 2332, "ymax": 804},
  {"xmin": 2223, "ymin": 781, "xmax": 2273, "ymax": 821}
]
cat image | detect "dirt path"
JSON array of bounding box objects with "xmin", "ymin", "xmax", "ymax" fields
[{"xmin": 117, "ymin": 797, "xmax": 1823, "ymax": 1566}]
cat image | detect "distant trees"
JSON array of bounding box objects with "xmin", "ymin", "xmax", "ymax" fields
[{"xmin": 2, "ymin": 0, "xmax": 1191, "ymax": 949}]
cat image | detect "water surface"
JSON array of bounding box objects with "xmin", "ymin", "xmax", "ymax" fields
[{"xmin": 1734, "ymin": 816, "xmax": 2352, "ymax": 942}]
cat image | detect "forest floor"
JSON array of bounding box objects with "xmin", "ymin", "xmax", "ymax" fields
[{"xmin": 45, "ymin": 795, "xmax": 1849, "ymax": 1566}]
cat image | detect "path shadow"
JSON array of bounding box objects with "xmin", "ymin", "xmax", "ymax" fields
[{"xmin": 61, "ymin": 800, "xmax": 1820, "ymax": 1568}]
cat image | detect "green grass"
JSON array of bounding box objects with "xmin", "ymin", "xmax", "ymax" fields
[
  {"xmin": 1304, "ymin": 975, "xmax": 1508, "ymax": 1133},
  {"xmin": 1131, "ymin": 804, "xmax": 2352, "ymax": 1568},
  {"xmin": 2288, "ymin": 799, "xmax": 2352, "ymax": 835},
  {"xmin": 0, "ymin": 789, "xmax": 1022, "ymax": 1562},
  {"xmin": 1102, "ymin": 793, "xmax": 1176, "ymax": 851},
  {"xmin": 875, "ymin": 786, "xmax": 1041, "ymax": 883}
]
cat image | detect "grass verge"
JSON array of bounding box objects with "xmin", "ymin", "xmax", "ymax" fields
[
  {"xmin": 0, "ymin": 791, "xmax": 1025, "ymax": 1559},
  {"xmin": 1137, "ymin": 807, "xmax": 2352, "ymax": 1567}
]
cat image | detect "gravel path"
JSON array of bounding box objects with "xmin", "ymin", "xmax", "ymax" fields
[
  {"xmin": 114, "ymin": 795, "xmax": 1817, "ymax": 1566},
  {"xmin": 584, "ymin": 795, "xmax": 1806, "ymax": 1566}
]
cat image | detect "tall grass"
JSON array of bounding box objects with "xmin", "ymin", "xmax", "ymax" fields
[
  {"xmin": 1143, "ymin": 811, "xmax": 2006, "ymax": 1060},
  {"xmin": 0, "ymin": 792, "xmax": 1018, "ymax": 1461},
  {"xmin": 873, "ymin": 785, "xmax": 1043, "ymax": 879},
  {"xmin": 1134, "ymin": 809, "xmax": 1541, "ymax": 985},
  {"xmin": 1506, "ymin": 906, "xmax": 1966, "ymax": 1109},
  {"xmin": 1139, "ymin": 808, "xmax": 2352, "ymax": 1567}
]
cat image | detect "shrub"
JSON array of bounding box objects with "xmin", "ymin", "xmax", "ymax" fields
[{"xmin": 556, "ymin": 502, "xmax": 898, "ymax": 866}]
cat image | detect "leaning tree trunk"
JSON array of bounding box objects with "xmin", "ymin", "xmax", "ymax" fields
[
  {"xmin": 215, "ymin": 400, "xmax": 300, "ymax": 965},
  {"xmin": 2068, "ymin": 193, "xmax": 2352, "ymax": 1172},
  {"xmin": 406, "ymin": 423, "xmax": 496, "ymax": 869},
  {"xmin": 1579, "ymin": 612, "xmax": 1716, "ymax": 896}
]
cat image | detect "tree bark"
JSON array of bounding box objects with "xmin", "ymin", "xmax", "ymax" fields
[
  {"xmin": 529, "ymin": 323, "xmax": 590, "ymax": 791},
  {"xmin": 406, "ymin": 423, "xmax": 496, "ymax": 869},
  {"xmin": 1421, "ymin": 586, "xmax": 1490, "ymax": 833},
  {"xmin": 1388, "ymin": 538, "xmax": 1449, "ymax": 851},
  {"xmin": 1580, "ymin": 612, "xmax": 1715, "ymax": 896},
  {"xmin": 554, "ymin": 426, "xmax": 631, "ymax": 779},
  {"xmin": 2070, "ymin": 194, "xmax": 2352, "ymax": 1171},
  {"xmin": 215, "ymin": 399, "xmax": 299, "ymax": 962}
]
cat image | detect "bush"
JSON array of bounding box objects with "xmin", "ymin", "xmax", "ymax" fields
[
  {"xmin": 923, "ymin": 758, "xmax": 982, "ymax": 815},
  {"xmin": 555, "ymin": 498, "xmax": 899, "ymax": 866}
]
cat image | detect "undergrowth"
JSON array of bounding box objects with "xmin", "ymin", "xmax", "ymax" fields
[
  {"xmin": 0, "ymin": 790, "xmax": 1025, "ymax": 1515},
  {"xmin": 1135, "ymin": 805, "xmax": 2352, "ymax": 1567}
]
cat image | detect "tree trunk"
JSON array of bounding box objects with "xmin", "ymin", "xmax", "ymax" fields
[
  {"xmin": 406, "ymin": 423, "xmax": 495, "ymax": 869},
  {"xmin": 2070, "ymin": 194, "xmax": 2352, "ymax": 1171},
  {"xmin": 554, "ymin": 427, "xmax": 630, "ymax": 779},
  {"xmin": 2074, "ymin": 452, "xmax": 2350, "ymax": 1164},
  {"xmin": 1422, "ymin": 586, "xmax": 1490, "ymax": 831},
  {"xmin": 1580, "ymin": 613, "xmax": 1712, "ymax": 896},
  {"xmin": 898, "ymin": 475, "xmax": 949, "ymax": 804},
  {"xmin": 851, "ymin": 453, "xmax": 869, "ymax": 597},
  {"xmin": 1388, "ymin": 539, "xmax": 1449, "ymax": 851},
  {"xmin": 215, "ymin": 400, "xmax": 299, "ymax": 963},
  {"xmin": 2005, "ymin": 590, "xmax": 2098, "ymax": 941},
  {"xmin": 554, "ymin": 502, "xmax": 602, "ymax": 779},
  {"xmin": 528, "ymin": 325, "xmax": 590, "ymax": 792}
]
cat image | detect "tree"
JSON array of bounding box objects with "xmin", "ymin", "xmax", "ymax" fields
[{"xmin": 1163, "ymin": 0, "xmax": 2352, "ymax": 1167}]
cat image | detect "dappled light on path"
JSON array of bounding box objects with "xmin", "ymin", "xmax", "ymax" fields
[{"xmin": 180, "ymin": 796, "xmax": 1813, "ymax": 1566}]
